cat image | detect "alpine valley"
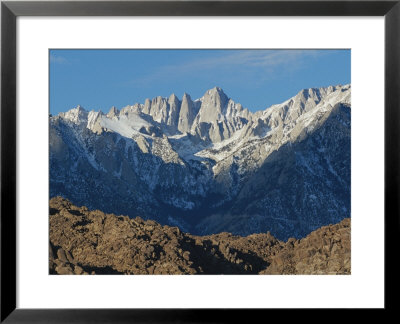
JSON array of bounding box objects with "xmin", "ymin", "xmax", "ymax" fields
[{"xmin": 50, "ymin": 85, "xmax": 351, "ymax": 240}]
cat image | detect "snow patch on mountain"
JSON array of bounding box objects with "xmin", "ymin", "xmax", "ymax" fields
[{"xmin": 99, "ymin": 114, "xmax": 152, "ymax": 138}]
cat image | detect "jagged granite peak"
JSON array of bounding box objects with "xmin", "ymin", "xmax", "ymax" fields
[
  {"xmin": 59, "ymin": 105, "xmax": 89, "ymax": 125},
  {"xmin": 168, "ymin": 93, "xmax": 179, "ymax": 102},
  {"xmin": 187, "ymin": 86, "xmax": 252, "ymax": 142},
  {"xmin": 166, "ymin": 93, "xmax": 181, "ymax": 128},
  {"xmin": 207, "ymin": 86, "xmax": 227, "ymax": 97},
  {"xmin": 119, "ymin": 104, "xmax": 144, "ymax": 118},
  {"xmin": 178, "ymin": 92, "xmax": 196, "ymax": 133},
  {"xmin": 148, "ymin": 96, "xmax": 171, "ymax": 124},
  {"xmin": 51, "ymin": 84, "xmax": 351, "ymax": 240},
  {"xmin": 57, "ymin": 84, "xmax": 350, "ymax": 146},
  {"xmin": 142, "ymin": 98, "xmax": 152, "ymax": 115},
  {"xmin": 87, "ymin": 110, "xmax": 104, "ymax": 134},
  {"xmin": 195, "ymin": 86, "xmax": 230, "ymax": 124},
  {"xmin": 107, "ymin": 106, "xmax": 120, "ymax": 119}
]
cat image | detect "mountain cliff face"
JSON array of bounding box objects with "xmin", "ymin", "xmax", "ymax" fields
[{"xmin": 50, "ymin": 85, "xmax": 351, "ymax": 240}]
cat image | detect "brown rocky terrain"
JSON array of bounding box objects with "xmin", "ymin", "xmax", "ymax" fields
[{"xmin": 49, "ymin": 197, "xmax": 350, "ymax": 275}]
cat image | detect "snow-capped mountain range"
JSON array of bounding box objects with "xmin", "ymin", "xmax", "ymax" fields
[{"xmin": 50, "ymin": 85, "xmax": 351, "ymax": 240}]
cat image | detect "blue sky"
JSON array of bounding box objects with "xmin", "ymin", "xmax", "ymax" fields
[{"xmin": 49, "ymin": 49, "xmax": 350, "ymax": 115}]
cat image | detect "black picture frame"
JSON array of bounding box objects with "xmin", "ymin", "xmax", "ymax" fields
[{"xmin": 1, "ymin": 0, "xmax": 398, "ymax": 322}]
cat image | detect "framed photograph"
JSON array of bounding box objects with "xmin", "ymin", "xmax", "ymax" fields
[{"xmin": 1, "ymin": 0, "xmax": 398, "ymax": 321}]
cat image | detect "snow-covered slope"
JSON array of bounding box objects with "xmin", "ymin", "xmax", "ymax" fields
[{"xmin": 50, "ymin": 85, "xmax": 351, "ymax": 240}]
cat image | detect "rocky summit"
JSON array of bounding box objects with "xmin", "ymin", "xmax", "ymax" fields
[
  {"xmin": 50, "ymin": 85, "xmax": 350, "ymax": 240},
  {"xmin": 49, "ymin": 197, "xmax": 350, "ymax": 275}
]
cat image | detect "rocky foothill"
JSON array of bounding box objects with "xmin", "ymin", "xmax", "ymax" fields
[{"xmin": 49, "ymin": 197, "xmax": 350, "ymax": 275}]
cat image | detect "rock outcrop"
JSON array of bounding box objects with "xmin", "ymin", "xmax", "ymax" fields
[
  {"xmin": 260, "ymin": 219, "xmax": 351, "ymax": 274},
  {"xmin": 49, "ymin": 197, "xmax": 350, "ymax": 275}
]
